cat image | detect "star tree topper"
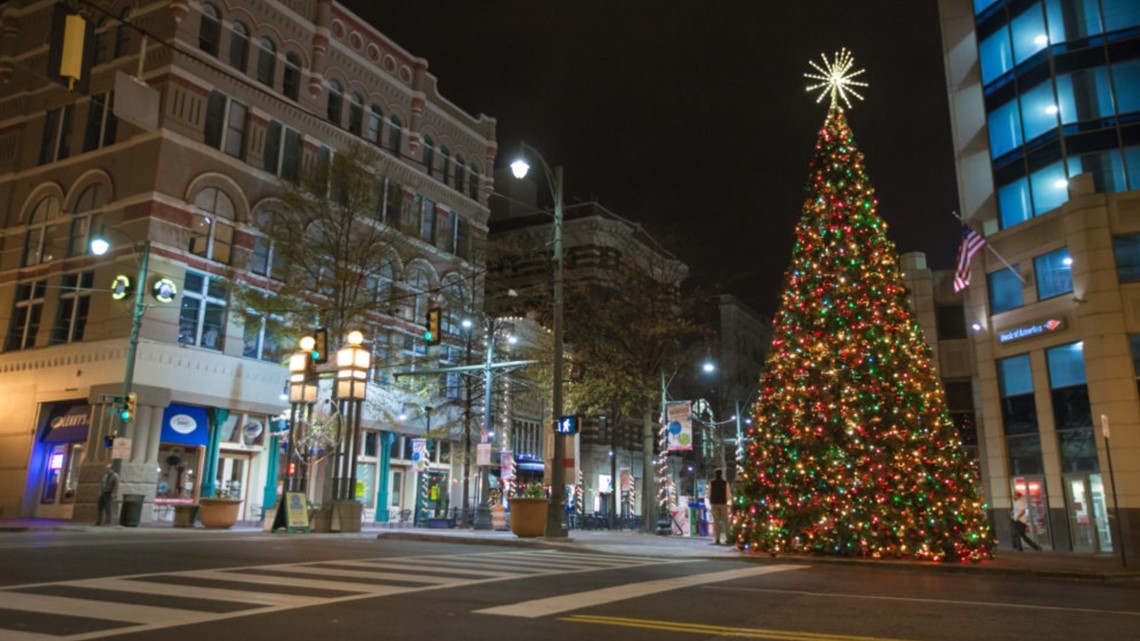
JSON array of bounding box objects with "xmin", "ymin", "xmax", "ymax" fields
[{"xmin": 805, "ymin": 48, "xmax": 868, "ymax": 109}]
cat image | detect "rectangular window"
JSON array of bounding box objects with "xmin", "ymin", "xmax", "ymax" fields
[
  {"xmin": 1029, "ymin": 160, "xmax": 1069, "ymax": 216},
  {"xmin": 6, "ymin": 280, "xmax": 47, "ymax": 351},
  {"xmin": 178, "ymin": 271, "xmax": 227, "ymax": 351},
  {"xmin": 1010, "ymin": 4, "xmax": 1047, "ymax": 65},
  {"xmin": 988, "ymin": 266, "xmax": 1024, "ymax": 313},
  {"xmin": 998, "ymin": 354, "xmax": 1044, "ymax": 476},
  {"xmin": 1034, "ymin": 247, "xmax": 1073, "ymax": 300},
  {"xmin": 204, "ymin": 92, "xmax": 245, "ymax": 159},
  {"xmin": 998, "ymin": 177, "xmax": 1032, "ymax": 229},
  {"xmin": 1068, "ymin": 149, "xmax": 1128, "ymax": 194},
  {"xmin": 1056, "ymin": 66, "xmax": 1115, "ymax": 125},
  {"xmin": 1046, "ymin": 342, "xmax": 1097, "ymax": 473},
  {"xmin": 1019, "ymin": 81, "xmax": 1058, "ymax": 144},
  {"xmin": 420, "ymin": 198, "xmax": 436, "ymax": 244},
  {"xmin": 39, "ymin": 106, "xmax": 73, "ymax": 165},
  {"xmin": 282, "ymin": 128, "xmax": 302, "ymax": 182},
  {"xmin": 1045, "ymin": 0, "xmax": 1103, "ymax": 42},
  {"xmin": 934, "ymin": 304, "xmax": 967, "ymax": 340},
  {"xmin": 988, "ymin": 99, "xmax": 1023, "ymax": 159},
  {"xmin": 979, "ymin": 25, "xmax": 1012, "ymax": 85},
  {"xmin": 82, "ymin": 93, "xmax": 118, "ymax": 153},
  {"xmin": 265, "ymin": 121, "xmax": 281, "ymax": 174},
  {"xmin": 243, "ymin": 313, "xmax": 285, "ymax": 362},
  {"xmin": 50, "ymin": 272, "xmax": 93, "ymax": 345}
]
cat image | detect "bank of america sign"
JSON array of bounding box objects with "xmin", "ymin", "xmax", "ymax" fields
[{"xmin": 998, "ymin": 317, "xmax": 1065, "ymax": 344}]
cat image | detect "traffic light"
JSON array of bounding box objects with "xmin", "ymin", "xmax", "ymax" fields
[
  {"xmin": 312, "ymin": 327, "xmax": 329, "ymax": 364},
  {"xmin": 120, "ymin": 392, "xmax": 137, "ymax": 422},
  {"xmin": 424, "ymin": 306, "xmax": 442, "ymax": 345}
]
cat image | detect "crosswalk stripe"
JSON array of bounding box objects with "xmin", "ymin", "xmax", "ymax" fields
[
  {"xmin": 68, "ymin": 578, "xmax": 316, "ymax": 607},
  {"xmin": 0, "ymin": 592, "xmax": 206, "ymax": 625},
  {"xmin": 265, "ymin": 564, "xmax": 457, "ymax": 584},
  {"xmin": 186, "ymin": 569, "xmax": 379, "ymax": 593},
  {"xmin": 477, "ymin": 564, "xmax": 807, "ymax": 618},
  {"xmin": 355, "ymin": 559, "xmax": 519, "ymax": 577}
]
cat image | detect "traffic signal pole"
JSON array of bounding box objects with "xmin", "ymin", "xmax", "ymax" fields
[{"xmin": 118, "ymin": 240, "xmax": 150, "ymax": 437}]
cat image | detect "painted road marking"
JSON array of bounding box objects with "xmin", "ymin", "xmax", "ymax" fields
[
  {"xmin": 475, "ymin": 564, "xmax": 806, "ymax": 618},
  {"xmin": 561, "ymin": 614, "xmax": 916, "ymax": 641}
]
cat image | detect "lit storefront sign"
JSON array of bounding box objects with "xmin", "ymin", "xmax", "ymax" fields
[{"xmin": 997, "ymin": 317, "xmax": 1065, "ymax": 344}]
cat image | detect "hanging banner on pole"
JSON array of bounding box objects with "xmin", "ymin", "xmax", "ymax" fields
[
  {"xmin": 666, "ymin": 401, "xmax": 693, "ymax": 451},
  {"xmin": 412, "ymin": 438, "xmax": 429, "ymax": 473},
  {"xmin": 500, "ymin": 450, "xmax": 515, "ymax": 481},
  {"xmin": 476, "ymin": 442, "xmax": 492, "ymax": 466}
]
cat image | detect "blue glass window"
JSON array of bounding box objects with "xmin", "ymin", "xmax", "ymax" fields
[
  {"xmin": 999, "ymin": 354, "xmax": 1034, "ymax": 397},
  {"xmin": 1113, "ymin": 234, "xmax": 1140, "ymax": 282},
  {"xmin": 1057, "ymin": 66, "xmax": 1115, "ymax": 124},
  {"xmin": 988, "ymin": 99, "xmax": 1023, "ymax": 158},
  {"xmin": 1047, "ymin": 342, "xmax": 1086, "ymax": 387},
  {"xmin": 1011, "ymin": 4, "xmax": 1048, "ymax": 65},
  {"xmin": 1020, "ymin": 80, "xmax": 1058, "ymax": 142},
  {"xmin": 1029, "ymin": 160, "xmax": 1069, "ymax": 215},
  {"xmin": 980, "ymin": 26, "xmax": 1014, "ymax": 85},
  {"xmin": 1114, "ymin": 59, "xmax": 1140, "ymax": 116},
  {"xmin": 1102, "ymin": 0, "xmax": 1140, "ymax": 32},
  {"xmin": 989, "ymin": 266, "xmax": 1025, "ymax": 313},
  {"xmin": 1126, "ymin": 146, "xmax": 1140, "ymax": 190},
  {"xmin": 1034, "ymin": 247, "xmax": 1073, "ymax": 300},
  {"xmin": 999, "ymin": 177, "xmax": 1032, "ymax": 229},
  {"xmin": 1069, "ymin": 149, "xmax": 1127, "ymax": 194},
  {"xmin": 974, "ymin": 0, "xmax": 1000, "ymax": 15},
  {"xmin": 1045, "ymin": 0, "xmax": 1103, "ymax": 41}
]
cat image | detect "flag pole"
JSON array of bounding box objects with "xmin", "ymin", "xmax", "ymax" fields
[{"xmin": 952, "ymin": 211, "xmax": 1026, "ymax": 283}]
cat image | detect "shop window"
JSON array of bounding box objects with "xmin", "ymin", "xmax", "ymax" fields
[
  {"xmin": 157, "ymin": 445, "xmax": 201, "ymax": 500},
  {"xmin": 1034, "ymin": 247, "xmax": 1073, "ymax": 300},
  {"xmin": 999, "ymin": 354, "xmax": 1043, "ymax": 475}
]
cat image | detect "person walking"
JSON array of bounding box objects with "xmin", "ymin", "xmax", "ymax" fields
[
  {"xmin": 96, "ymin": 463, "xmax": 119, "ymax": 526},
  {"xmin": 1011, "ymin": 490, "xmax": 1041, "ymax": 551},
  {"xmin": 708, "ymin": 468, "xmax": 730, "ymax": 545}
]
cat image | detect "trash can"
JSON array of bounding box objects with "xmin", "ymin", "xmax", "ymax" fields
[{"xmin": 120, "ymin": 494, "xmax": 144, "ymax": 527}]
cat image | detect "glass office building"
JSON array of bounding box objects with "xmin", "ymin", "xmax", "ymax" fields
[{"xmin": 940, "ymin": 0, "xmax": 1139, "ymax": 554}]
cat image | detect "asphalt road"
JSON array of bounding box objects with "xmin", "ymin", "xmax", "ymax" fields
[{"xmin": 0, "ymin": 530, "xmax": 1137, "ymax": 641}]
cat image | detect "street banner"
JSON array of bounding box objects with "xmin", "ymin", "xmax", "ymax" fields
[
  {"xmin": 477, "ymin": 443, "xmax": 492, "ymax": 466},
  {"xmin": 666, "ymin": 401, "xmax": 693, "ymax": 451},
  {"xmin": 412, "ymin": 438, "xmax": 429, "ymax": 473},
  {"xmin": 501, "ymin": 450, "xmax": 515, "ymax": 481}
]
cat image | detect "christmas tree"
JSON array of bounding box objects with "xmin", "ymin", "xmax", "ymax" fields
[{"xmin": 733, "ymin": 51, "xmax": 993, "ymax": 562}]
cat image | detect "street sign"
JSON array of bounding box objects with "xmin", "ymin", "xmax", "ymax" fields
[
  {"xmin": 556, "ymin": 415, "xmax": 579, "ymax": 435},
  {"xmin": 111, "ymin": 437, "xmax": 132, "ymax": 460},
  {"xmin": 98, "ymin": 394, "xmax": 125, "ymax": 404}
]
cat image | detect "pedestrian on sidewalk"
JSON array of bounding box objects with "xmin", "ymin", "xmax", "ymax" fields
[
  {"xmin": 96, "ymin": 464, "xmax": 119, "ymax": 526},
  {"xmin": 707, "ymin": 468, "xmax": 730, "ymax": 545},
  {"xmin": 1011, "ymin": 491, "xmax": 1040, "ymax": 551}
]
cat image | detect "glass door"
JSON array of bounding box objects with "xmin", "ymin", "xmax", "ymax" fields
[
  {"xmin": 1064, "ymin": 476, "xmax": 1096, "ymax": 553},
  {"xmin": 1089, "ymin": 474, "xmax": 1113, "ymax": 552}
]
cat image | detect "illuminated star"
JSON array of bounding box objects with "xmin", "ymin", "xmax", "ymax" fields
[{"xmin": 805, "ymin": 48, "xmax": 868, "ymax": 109}]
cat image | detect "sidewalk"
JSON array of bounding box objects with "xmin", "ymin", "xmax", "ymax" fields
[{"xmin": 3, "ymin": 517, "xmax": 1136, "ymax": 583}]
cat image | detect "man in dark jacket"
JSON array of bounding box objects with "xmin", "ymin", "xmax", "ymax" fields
[{"xmin": 708, "ymin": 468, "xmax": 729, "ymax": 545}]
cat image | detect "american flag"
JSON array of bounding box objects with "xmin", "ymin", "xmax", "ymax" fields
[{"xmin": 953, "ymin": 224, "xmax": 986, "ymax": 292}]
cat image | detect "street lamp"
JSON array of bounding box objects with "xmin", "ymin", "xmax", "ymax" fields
[
  {"xmin": 511, "ymin": 143, "xmax": 567, "ymax": 538},
  {"xmin": 335, "ymin": 330, "xmax": 369, "ymax": 502},
  {"xmin": 90, "ymin": 231, "xmax": 151, "ymax": 438},
  {"xmin": 286, "ymin": 336, "xmax": 318, "ymax": 493}
]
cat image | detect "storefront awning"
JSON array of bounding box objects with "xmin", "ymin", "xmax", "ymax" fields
[
  {"xmin": 160, "ymin": 404, "xmax": 210, "ymax": 447},
  {"xmin": 41, "ymin": 403, "xmax": 91, "ymax": 443}
]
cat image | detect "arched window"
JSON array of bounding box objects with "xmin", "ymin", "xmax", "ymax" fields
[
  {"xmin": 190, "ymin": 187, "xmax": 235, "ymax": 264},
  {"xmin": 348, "ymin": 92, "xmax": 363, "ymax": 135},
  {"xmin": 256, "ymin": 36, "xmax": 276, "ymax": 86},
  {"xmin": 68, "ymin": 183, "xmax": 105, "ymax": 257},
  {"xmin": 439, "ymin": 145, "xmax": 451, "ymax": 185},
  {"xmin": 404, "ymin": 268, "xmax": 432, "ymax": 322},
  {"xmin": 454, "ymin": 155, "xmax": 466, "ymax": 194},
  {"xmin": 282, "ymin": 51, "xmax": 301, "ymax": 101},
  {"xmin": 440, "ymin": 279, "xmax": 466, "ymax": 335},
  {"xmin": 388, "ymin": 114, "xmax": 402, "ymax": 156},
  {"xmin": 115, "ymin": 8, "xmax": 131, "ymax": 58},
  {"xmin": 327, "ymin": 78, "xmax": 343, "ymax": 125},
  {"xmin": 229, "ymin": 21, "xmax": 249, "ymax": 72},
  {"xmin": 23, "ymin": 195, "xmax": 62, "ymax": 266},
  {"xmin": 368, "ymin": 259, "xmax": 395, "ymax": 305},
  {"xmin": 368, "ymin": 103, "xmax": 383, "ymax": 144},
  {"xmin": 198, "ymin": 3, "xmax": 221, "ymax": 56},
  {"xmin": 422, "ymin": 135, "xmax": 435, "ymax": 175},
  {"xmin": 468, "ymin": 162, "xmax": 480, "ymax": 200}
]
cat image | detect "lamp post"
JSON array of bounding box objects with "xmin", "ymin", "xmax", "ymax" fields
[
  {"xmin": 335, "ymin": 330, "xmax": 369, "ymax": 502},
  {"xmin": 652, "ymin": 357, "xmax": 716, "ymax": 529},
  {"xmin": 510, "ymin": 144, "xmax": 567, "ymax": 538},
  {"xmin": 286, "ymin": 336, "xmax": 318, "ymax": 493},
  {"xmin": 461, "ymin": 318, "xmax": 475, "ymax": 527},
  {"xmin": 473, "ymin": 318, "xmax": 516, "ymax": 529},
  {"xmin": 90, "ymin": 234, "xmax": 150, "ymax": 438}
]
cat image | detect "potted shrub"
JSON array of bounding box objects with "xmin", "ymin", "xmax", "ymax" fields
[
  {"xmin": 198, "ymin": 487, "xmax": 243, "ymax": 529},
  {"xmin": 509, "ymin": 483, "xmax": 549, "ymax": 538}
]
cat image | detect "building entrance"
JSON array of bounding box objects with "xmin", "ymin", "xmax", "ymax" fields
[{"xmin": 1063, "ymin": 474, "xmax": 1112, "ymax": 553}]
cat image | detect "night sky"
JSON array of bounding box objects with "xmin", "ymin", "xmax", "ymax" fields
[{"xmin": 345, "ymin": 1, "xmax": 961, "ymax": 317}]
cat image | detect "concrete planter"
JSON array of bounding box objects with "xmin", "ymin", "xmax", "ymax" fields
[{"xmin": 509, "ymin": 498, "xmax": 549, "ymax": 538}]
